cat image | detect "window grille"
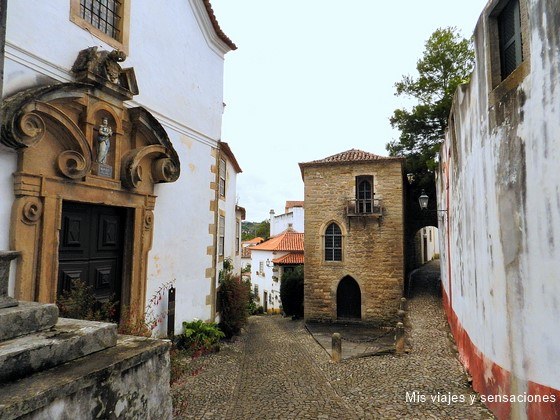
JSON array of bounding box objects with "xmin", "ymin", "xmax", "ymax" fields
[
  {"xmin": 219, "ymin": 216, "xmax": 225, "ymax": 256},
  {"xmin": 325, "ymin": 223, "xmax": 342, "ymax": 261},
  {"xmin": 498, "ymin": 0, "xmax": 522, "ymax": 79},
  {"xmin": 80, "ymin": 0, "xmax": 122, "ymax": 40},
  {"xmin": 356, "ymin": 176, "xmax": 373, "ymax": 214},
  {"xmin": 219, "ymin": 159, "xmax": 226, "ymax": 197}
]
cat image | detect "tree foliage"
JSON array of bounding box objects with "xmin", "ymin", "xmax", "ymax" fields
[
  {"xmin": 387, "ymin": 27, "xmax": 474, "ymax": 190},
  {"xmin": 242, "ymin": 219, "xmax": 270, "ymax": 241},
  {"xmin": 280, "ymin": 265, "xmax": 304, "ymax": 318}
]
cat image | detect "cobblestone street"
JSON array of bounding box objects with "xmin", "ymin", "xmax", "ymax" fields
[{"xmin": 172, "ymin": 261, "xmax": 495, "ymax": 419}]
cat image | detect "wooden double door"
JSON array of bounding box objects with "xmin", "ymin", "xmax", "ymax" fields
[{"xmin": 58, "ymin": 202, "xmax": 126, "ymax": 304}]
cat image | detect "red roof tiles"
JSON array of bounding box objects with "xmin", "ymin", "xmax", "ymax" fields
[
  {"xmin": 298, "ymin": 149, "xmax": 403, "ymax": 179},
  {"xmin": 302, "ymin": 149, "xmax": 401, "ymax": 165},
  {"xmin": 249, "ymin": 231, "xmax": 304, "ymax": 252},
  {"xmin": 285, "ymin": 201, "xmax": 304, "ymax": 212},
  {"xmin": 203, "ymin": 1, "xmax": 237, "ymax": 50},
  {"xmin": 272, "ymin": 252, "xmax": 304, "ymax": 265}
]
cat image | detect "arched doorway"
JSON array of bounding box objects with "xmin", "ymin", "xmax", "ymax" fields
[
  {"xmin": 413, "ymin": 226, "xmax": 440, "ymax": 268},
  {"xmin": 337, "ymin": 276, "xmax": 361, "ymax": 319}
]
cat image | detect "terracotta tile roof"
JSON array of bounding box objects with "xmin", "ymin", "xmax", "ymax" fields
[
  {"xmin": 243, "ymin": 237, "xmax": 264, "ymax": 245},
  {"xmin": 249, "ymin": 231, "xmax": 304, "ymax": 252},
  {"xmin": 298, "ymin": 149, "xmax": 403, "ymax": 179},
  {"xmin": 203, "ymin": 1, "xmax": 237, "ymax": 50},
  {"xmin": 272, "ymin": 252, "xmax": 304, "ymax": 265},
  {"xmin": 302, "ymin": 149, "xmax": 401, "ymax": 165},
  {"xmin": 219, "ymin": 141, "xmax": 242, "ymax": 173},
  {"xmin": 285, "ymin": 200, "xmax": 304, "ymax": 211}
]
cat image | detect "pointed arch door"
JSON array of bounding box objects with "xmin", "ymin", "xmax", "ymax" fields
[{"xmin": 337, "ymin": 276, "xmax": 361, "ymax": 319}]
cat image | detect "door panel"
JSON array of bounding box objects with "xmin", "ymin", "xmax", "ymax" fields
[
  {"xmin": 337, "ymin": 276, "xmax": 361, "ymax": 319},
  {"xmin": 58, "ymin": 202, "xmax": 125, "ymax": 304}
]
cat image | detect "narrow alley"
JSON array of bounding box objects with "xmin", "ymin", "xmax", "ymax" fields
[{"xmin": 172, "ymin": 261, "xmax": 494, "ymax": 419}]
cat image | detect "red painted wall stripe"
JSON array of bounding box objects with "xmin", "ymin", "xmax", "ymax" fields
[{"xmin": 442, "ymin": 287, "xmax": 560, "ymax": 419}]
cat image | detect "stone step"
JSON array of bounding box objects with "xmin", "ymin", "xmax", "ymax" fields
[
  {"xmin": 0, "ymin": 336, "xmax": 171, "ymax": 420},
  {"xmin": 0, "ymin": 318, "xmax": 117, "ymax": 383},
  {"xmin": 0, "ymin": 301, "xmax": 59, "ymax": 342}
]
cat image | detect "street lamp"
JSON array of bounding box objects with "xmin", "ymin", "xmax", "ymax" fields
[
  {"xmin": 418, "ymin": 189, "xmax": 429, "ymax": 210},
  {"xmin": 418, "ymin": 189, "xmax": 447, "ymax": 213}
]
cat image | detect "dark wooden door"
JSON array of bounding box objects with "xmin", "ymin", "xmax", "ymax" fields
[
  {"xmin": 58, "ymin": 202, "xmax": 125, "ymax": 303},
  {"xmin": 337, "ymin": 276, "xmax": 361, "ymax": 319}
]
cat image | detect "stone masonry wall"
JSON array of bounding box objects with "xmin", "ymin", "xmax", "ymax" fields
[{"xmin": 303, "ymin": 160, "xmax": 404, "ymax": 324}]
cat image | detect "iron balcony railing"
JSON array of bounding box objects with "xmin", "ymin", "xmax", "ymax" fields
[{"xmin": 346, "ymin": 198, "xmax": 382, "ymax": 217}]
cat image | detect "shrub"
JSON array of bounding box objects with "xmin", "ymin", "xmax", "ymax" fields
[
  {"xmin": 175, "ymin": 319, "xmax": 224, "ymax": 354},
  {"xmin": 217, "ymin": 258, "xmax": 250, "ymax": 338},
  {"xmin": 57, "ymin": 279, "xmax": 117, "ymax": 322},
  {"xmin": 280, "ymin": 265, "xmax": 304, "ymax": 318}
]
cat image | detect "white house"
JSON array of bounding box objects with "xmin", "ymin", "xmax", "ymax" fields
[
  {"xmin": 414, "ymin": 226, "xmax": 439, "ymax": 266},
  {"xmin": 436, "ymin": 0, "xmax": 560, "ymax": 417},
  {"xmin": 0, "ymin": 0, "xmax": 241, "ymax": 335},
  {"xmin": 249, "ymin": 229, "xmax": 303, "ymax": 313},
  {"xmin": 269, "ymin": 200, "xmax": 304, "ymax": 236}
]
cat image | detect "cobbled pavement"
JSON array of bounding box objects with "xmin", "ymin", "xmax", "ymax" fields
[{"xmin": 173, "ymin": 260, "xmax": 495, "ymax": 419}]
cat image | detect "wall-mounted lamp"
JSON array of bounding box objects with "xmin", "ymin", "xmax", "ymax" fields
[
  {"xmin": 406, "ymin": 173, "xmax": 415, "ymax": 185},
  {"xmin": 418, "ymin": 190, "xmax": 447, "ymax": 213},
  {"xmin": 265, "ymin": 259, "xmax": 273, "ymax": 267}
]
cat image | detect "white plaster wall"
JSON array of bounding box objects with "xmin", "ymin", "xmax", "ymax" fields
[
  {"xmin": 146, "ymin": 134, "xmax": 217, "ymax": 334},
  {"xmin": 1, "ymin": 1, "xmax": 233, "ymax": 333},
  {"xmin": 4, "ymin": 1, "xmax": 226, "ymax": 138},
  {"xmin": 437, "ymin": 0, "xmax": 560, "ymax": 391},
  {"xmin": 270, "ymin": 207, "xmax": 305, "ymax": 236},
  {"xmin": 0, "ymin": 150, "xmax": 17, "ymax": 295},
  {"xmin": 220, "ymin": 159, "xmax": 240, "ymax": 276},
  {"xmin": 250, "ymin": 249, "xmax": 283, "ymax": 311}
]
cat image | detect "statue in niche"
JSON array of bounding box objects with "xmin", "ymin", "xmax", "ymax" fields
[{"xmin": 96, "ymin": 117, "xmax": 113, "ymax": 165}]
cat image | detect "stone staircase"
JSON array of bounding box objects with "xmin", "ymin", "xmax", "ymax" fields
[{"xmin": 0, "ymin": 252, "xmax": 172, "ymax": 419}]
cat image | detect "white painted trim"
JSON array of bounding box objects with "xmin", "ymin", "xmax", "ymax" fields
[
  {"xmin": 3, "ymin": 42, "xmax": 219, "ymax": 149},
  {"xmin": 5, "ymin": 41, "xmax": 74, "ymax": 83},
  {"xmin": 189, "ymin": 0, "xmax": 231, "ymax": 58}
]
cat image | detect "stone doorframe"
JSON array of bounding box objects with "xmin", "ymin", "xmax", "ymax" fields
[{"xmin": 0, "ymin": 76, "xmax": 180, "ymax": 322}]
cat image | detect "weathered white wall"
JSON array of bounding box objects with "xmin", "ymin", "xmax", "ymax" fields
[
  {"xmin": 250, "ymin": 249, "xmax": 283, "ymax": 312},
  {"xmin": 0, "ymin": 1, "xmax": 234, "ymax": 334},
  {"xmin": 270, "ymin": 207, "xmax": 304, "ymax": 236},
  {"xmin": 437, "ymin": 0, "xmax": 560, "ymax": 401}
]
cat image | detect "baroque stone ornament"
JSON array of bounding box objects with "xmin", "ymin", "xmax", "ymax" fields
[
  {"xmin": 72, "ymin": 47, "xmax": 138, "ymax": 100},
  {"xmin": 22, "ymin": 199, "xmax": 43, "ymax": 225},
  {"xmin": 2, "ymin": 64, "xmax": 180, "ymax": 315},
  {"xmin": 144, "ymin": 211, "xmax": 154, "ymax": 230}
]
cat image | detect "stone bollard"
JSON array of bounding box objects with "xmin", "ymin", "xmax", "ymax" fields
[
  {"xmin": 0, "ymin": 251, "xmax": 20, "ymax": 309},
  {"xmin": 395, "ymin": 322, "xmax": 405, "ymax": 355},
  {"xmin": 400, "ymin": 297, "xmax": 406, "ymax": 310},
  {"xmin": 331, "ymin": 332, "xmax": 342, "ymax": 363}
]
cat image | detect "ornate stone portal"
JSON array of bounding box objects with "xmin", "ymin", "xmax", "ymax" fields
[{"xmin": 0, "ymin": 48, "xmax": 180, "ymax": 321}]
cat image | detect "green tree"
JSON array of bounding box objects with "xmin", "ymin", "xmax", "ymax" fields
[
  {"xmin": 280, "ymin": 265, "xmax": 304, "ymax": 318},
  {"xmin": 255, "ymin": 219, "xmax": 270, "ymax": 240},
  {"xmin": 387, "ymin": 27, "xmax": 474, "ymax": 190}
]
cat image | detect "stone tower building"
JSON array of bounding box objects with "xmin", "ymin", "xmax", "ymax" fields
[{"xmin": 299, "ymin": 149, "xmax": 405, "ymax": 324}]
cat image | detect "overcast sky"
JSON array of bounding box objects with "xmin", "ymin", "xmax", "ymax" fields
[{"xmin": 211, "ymin": 0, "xmax": 489, "ymax": 222}]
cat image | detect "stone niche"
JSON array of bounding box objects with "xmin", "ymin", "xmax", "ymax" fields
[{"xmin": 0, "ymin": 48, "xmax": 180, "ymax": 322}]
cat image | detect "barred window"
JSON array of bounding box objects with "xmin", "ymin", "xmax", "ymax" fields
[
  {"xmin": 236, "ymin": 220, "xmax": 240, "ymax": 254},
  {"xmin": 324, "ymin": 223, "xmax": 342, "ymax": 262},
  {"xmin": 498, "ymin": 0, "xmax": 522, "ymax": 80},
  {"xmin": 219, "ymin": 159, "xmax": 226, "ymax": 198},
  {"xmin": 80, "ymin": 0, "xmax": 122, "ymax": 40},
  {"xmin": 356, "ymin": 175, "xmax": 373, "ymax": 214},
  {"xmin": 219, "ymin": 216, "xmax": 225, "ymax": 256}
]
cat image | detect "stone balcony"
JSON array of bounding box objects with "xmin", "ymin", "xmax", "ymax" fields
[{"xmin": 345, "ymin": 198, "xmax": 383, "ymax": 217}]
